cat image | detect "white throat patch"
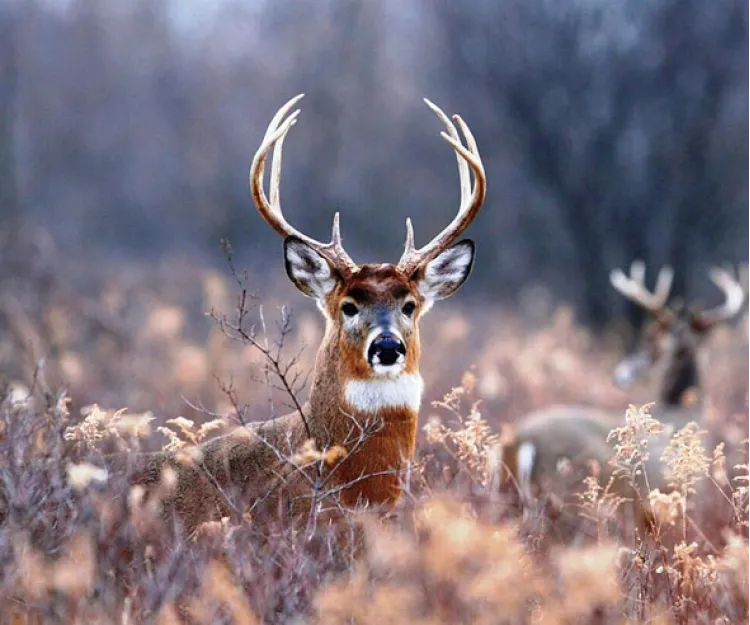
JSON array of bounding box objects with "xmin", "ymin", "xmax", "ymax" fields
[{"xmin": 344, "ymin": 374, "xmax": 424, "ymax": 415}]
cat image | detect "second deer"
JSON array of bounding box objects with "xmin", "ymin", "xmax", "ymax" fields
[{"xmin": 499, "ymin": 261, "xmax": 745, "ymax": 531}]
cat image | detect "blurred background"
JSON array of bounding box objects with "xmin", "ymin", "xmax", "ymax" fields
[{"xmin": 0, "ymin": 0, "xmax": 747, "ymax": 425}]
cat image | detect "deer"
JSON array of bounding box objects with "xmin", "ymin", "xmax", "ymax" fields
[
  {"xmin": 498, "ymin": 261, "xmax": 745, "ymax": 533},
  {"xmin": 96, "ymin": 95, "xmax": 487, "ymax": 536}
]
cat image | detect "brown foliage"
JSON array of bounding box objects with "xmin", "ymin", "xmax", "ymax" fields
[{"xmin": 0, "ymin": 249, "xmax": 746, "ymax": 623}]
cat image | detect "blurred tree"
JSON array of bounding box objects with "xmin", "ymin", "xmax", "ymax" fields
[
  {"xmin": 0, "ymin": 2, "xmax": 20, "ymax": 224},
  {"xmin": 430, "ymin": 0, "xmax": 748, "ymax": 327},
  {"xmin": 2, "ymin": 0, "xmax": 746, "ymax": 330}
]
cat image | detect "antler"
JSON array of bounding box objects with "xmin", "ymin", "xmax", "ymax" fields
[
  {"xmin": 397, "ymin": 99, "xmax": 487, "ymax": 276},
  {"xmin": 610, "ymin": 260, "xmax": 675, "ymax": 315},
  {"xmin": 249, "ymin": 94, "xmax": 358, "ymax": 276},
  {"xmin": 691, "ymin": 267, "xmax": 745, "ymax": 329}
]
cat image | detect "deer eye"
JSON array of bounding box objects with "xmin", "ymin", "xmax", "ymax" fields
[
  {"xmin": 402, "ymin": 301, "xmax": 416, "ymax": 317},
  {"xmin": 341, "ymin": 302, "xmax": 359, "ymax": 317}
]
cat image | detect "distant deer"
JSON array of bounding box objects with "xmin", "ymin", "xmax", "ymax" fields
[
  {"xmin": 101, "ymin": 95, "xmax": 487, "ymax": 535},
  {"xmin": 499, "ymin": 262, "xmax": 745, "ymax": 529}
]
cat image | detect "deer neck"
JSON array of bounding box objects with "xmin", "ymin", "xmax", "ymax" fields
[
  {"xmin": 306, "ymin": 320, "xmax": 423, "ymax": 502},
  {"xmin": 658, "ymin": 346, "xmax": 701, "ymax": 409}
]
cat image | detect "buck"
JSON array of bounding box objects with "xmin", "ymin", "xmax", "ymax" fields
[
  {"xmin": 101, "ymin": 95, "xmax": 486, "ymax": 534},
  {"xmin": 499, "ymin": 261, "xmax": 745, "ymax": 529}
]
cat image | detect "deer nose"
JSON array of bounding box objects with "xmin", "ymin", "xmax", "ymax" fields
[{"xmin": 368, "ymin": 333, "xmax": 406, "ymax": 367}]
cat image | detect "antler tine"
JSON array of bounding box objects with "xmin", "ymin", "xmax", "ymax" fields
[
  {"xmin": 610, "ymin": 260, "xmax": 674, "ymax": 314},
  {"xmin": 693, "ymin": 267, "xmax": 745, "ymax": 328},
  {"xmin": 253, "ymin": 95, "xmax": 305, "ymax": 218},
  {"xmin": 249, "ymin": 95, "xmax": 357, "ymax": 275},
  {"xmin": 630, "ymin": 259, "xmax": 646, "ymax": 286},
  {"xmin": 424, "ymin": 99, "xmax": 471, "ymax": 203},
  {"xmin": 653, "ymin": 265, "xmax": 675, "ymax": 309},
  {"xmin": 267, "ymin": 111, "xmax": 299, "ymax": 215},
  {"xmin": 397, "ymin": 99, "xmax": 487, "ymax": 276}
]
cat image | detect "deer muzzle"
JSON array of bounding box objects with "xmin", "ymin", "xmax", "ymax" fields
[{"xmin": 367, "ymin": 332, "xmax": 406, "ymax": 368}]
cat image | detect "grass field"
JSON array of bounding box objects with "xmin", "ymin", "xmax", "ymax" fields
[{"xmin": 0, "ymin": 243, "xmax": 747, "ymax": 624}]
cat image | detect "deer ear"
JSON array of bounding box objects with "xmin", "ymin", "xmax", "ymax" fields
[
  {"xmin": 284, "ymin": 237, "xmax": 338, "ymax": 299},
  {"xmin": 417, "ymin": 240, "xmax": 475, "ymax": 306}
]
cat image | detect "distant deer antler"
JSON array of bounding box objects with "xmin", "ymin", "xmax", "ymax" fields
[
  {"xmin": 396, "ymin": 99, "xmax": 487, "ymax": 277},
  {"xmin": 609, "ymin": 260, "xmax": 674, "ymax": 316},
  {"xmin": 690, "ymin": 267, "xmax": 745, "ymax": 330},
  {"xmin": 249, "ymin": 93, "xmax": 358, "ymax": 277}
]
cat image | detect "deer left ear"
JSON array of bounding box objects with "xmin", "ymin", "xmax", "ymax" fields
[{"xmin": 417, "ymin": 240, "xmax": 475, "ymax": 306}]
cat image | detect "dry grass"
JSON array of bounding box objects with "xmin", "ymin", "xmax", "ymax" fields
[{"xmin": 0, "ymin": 241, "xmax": 747, "ymax": 624}]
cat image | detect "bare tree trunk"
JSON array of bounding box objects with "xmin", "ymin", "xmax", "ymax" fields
[{"xmin": 0, "ymin": 5, "xmax": 19, "ymax": 225}]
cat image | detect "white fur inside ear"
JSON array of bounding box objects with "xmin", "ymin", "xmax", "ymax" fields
[
  {"xmin": 344, "ymin": 374, "xmax": 424, "ymax": 414},
  {"xmin": 285, "ymin": 240, "xmax": 336, "ymax": 299},
  {"xmin": 418, "ymin": 242, "xmax": 474, "ymax": 303}
]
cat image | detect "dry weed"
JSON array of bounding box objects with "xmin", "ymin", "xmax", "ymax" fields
[{"xmin": 0, "ymin": 250, "xmax": 746, "ymax": 624}]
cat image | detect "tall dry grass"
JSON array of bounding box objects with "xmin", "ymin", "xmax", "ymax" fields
[{"xmin": 0, "ymin": 239, "xmax": 747, "ymax": 624}]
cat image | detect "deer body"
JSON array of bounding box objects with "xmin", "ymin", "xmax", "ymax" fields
[
  {"xmin": 503, "ymin": 405, "xmax": 616, "ymax": 494},
  {"xmin": 106, "ymin": 360, "xmax": 420, "ymax": 532},
  {"xmin": 501, "ymin": 263, "xmax": 744, "ymax": 530},
  {"xmin": 100, "ymin": 96, "xmax": 487, "ymax": 535}
]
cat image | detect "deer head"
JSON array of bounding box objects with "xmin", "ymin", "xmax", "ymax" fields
[
  {"xmin": 249, "ymin": 95, "xmax": 486, "ymax": 385},
  {"xmin": 610, "ymin": 261, "xmax": 745, "ymax": 401}
]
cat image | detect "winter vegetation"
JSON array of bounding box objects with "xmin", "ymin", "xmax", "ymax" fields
[{"xmin": 0, "ymin": 0, "xmax": 747, "ymax": 623}]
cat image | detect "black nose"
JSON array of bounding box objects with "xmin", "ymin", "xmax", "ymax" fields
[{"xmin": 368, "ymin": 333, "xmax": 406, "ymax": 367}]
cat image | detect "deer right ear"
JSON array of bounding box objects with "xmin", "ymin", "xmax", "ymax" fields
[{"xmin": 284, "ymin": 237, "xmax": 338, "ymax": 299}]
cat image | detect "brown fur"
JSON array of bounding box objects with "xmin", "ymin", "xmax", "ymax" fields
[{"xmin": 102, "ymin": 264, "xmax": 428, "ymax": 535}]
